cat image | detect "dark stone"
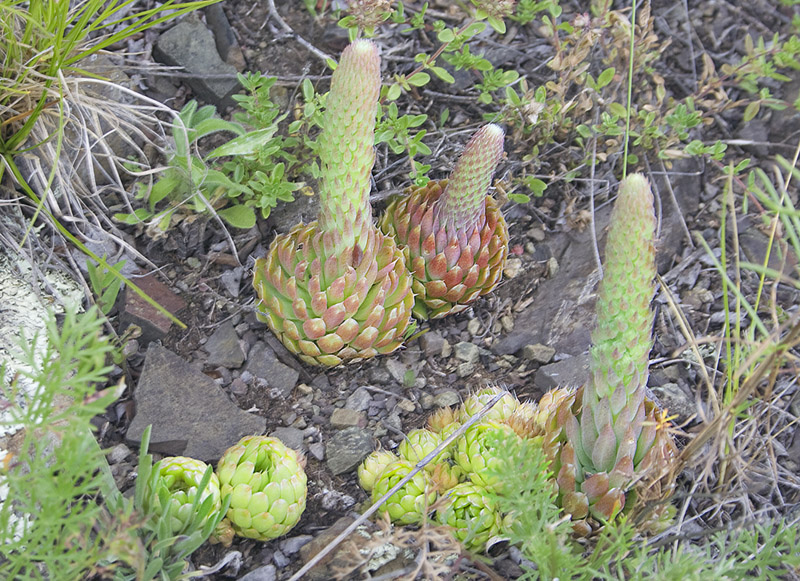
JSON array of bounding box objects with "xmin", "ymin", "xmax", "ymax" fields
[
  {"xmin": 126, "ymin": 345, "xmax": 265, "ymax": 461},
  {"xmin": 326, "ymin": 427, "xmax": 373, "ymax": 475},
  {"xmin": 534, "ymin": 353, "xmax": 591, "ymax": 392},
  {"xmin": 204, "ymin": 320, "xmax": 245, "ymax": 368},
  {"xmin": 329, "ymin": 408, "xmax": 367, "ymax": 429},
  {"xmin": 119, "ymin": 273, "xmax": 186, "ymax": 344},
  {"xmin": 345, "ymin": 387, "xmax": 372, "ymax": 412},
  {"xmin": 269, "ymin": 427, "xmax": 305, "ymax": 452},
  {"xmin": 153, "ymin": 17, "xmax": 239, "ymax": 108},
  {"xmin": 204, "ymin": 3, "xmax": 246, "ymax": 70},
  {"xmin": 246, "ymin": 342, "xmax": 300, "ymax": 398},
  {"xmin": 299, "ymin": 517, "xmax": 359, "ymax": 581},
  {"xmin": 418, "ymin": 330, "xmax": 445, "ymax": 358},
  {"xmin": 279, "ymin": 535, "xmax": 314, "ymax": 555}
]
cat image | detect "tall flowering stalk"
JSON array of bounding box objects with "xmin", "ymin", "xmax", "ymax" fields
[
  {"xmin": 380, "ymin": 124, "xmax": 509, "ymax": 319},
  {"xmin": 252, "ymin": 41, "xmax": 414, "ymax": 366},
  {"xmin": 540, "ymin": 174, "xmax": 677, "ymax": 533}
]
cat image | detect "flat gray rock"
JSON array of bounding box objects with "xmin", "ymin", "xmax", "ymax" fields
[
  {"xmin": 127, "ymin": 345, "xmax": 265, "ymax": 461},
  {"xmin": 534, "ymin": 353, "xmax": 591, "ymax": 392},
  {"xmin": 345, "ymin": 387, "xmax": 372, "ymax": 412},
  {"xmin": 492, "ymin": 223, "xmax": 604, "ymax": 358},
  {"xmin": 269, "ymin": 427, "xmax": 305, "ymax": 452},
  {"xmin": 326, "ymin": 427, "xmax": 373, "ymax": 475},
  {"xmin": 238, "ymin": 565, "xmax": 277, "ymax": 581},
  {"xmin": 247, "ymin": 342, "xmax": 300, "ymax": 398},
  {"xmin": 204, "ymin": 320, "xmax": 245, "ymax": 368},
  {"xmin": 153, "ymin": 17, "xmax": 239, "ymax": 108}
]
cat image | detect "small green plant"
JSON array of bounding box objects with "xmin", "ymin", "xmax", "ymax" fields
[
  {"xmin": 86, "ymin": 256, "xmax": 127, "ymax": 315},
  {"xmin": 216, "ymin": 435, "xmax": 307, "ymax": 541},
  {"xmin": 118, "ymin": 77, "xmax": 308, "ymax": 232},
  {"xmin": 0, "ymin": 306, "xmax": 231, "ymax": 579},
  {"xmin": 0, "ymin": 306, "xmax": 122, "ymax": 578},
  {"xmin": 484, "ymin": 431, "xmax": 800, "ymax": 580},
  {"xmin": 103, "ymin": 426, "xmax": 232, "ymax": 580}
]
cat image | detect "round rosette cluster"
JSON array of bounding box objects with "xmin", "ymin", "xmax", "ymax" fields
[{"xmin": 357, "ymin": 386, "xmax": 549, "ymax": 552}]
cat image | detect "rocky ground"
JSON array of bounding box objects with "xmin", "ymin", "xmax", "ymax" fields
[{"xmin": 39, "ymin": 0, "xmax": 800, "ymax": 579}]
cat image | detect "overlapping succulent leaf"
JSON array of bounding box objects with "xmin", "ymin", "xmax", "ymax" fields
[
  {"xmin": 371, "ymin": 459, "xmax": 437, "ymax": 525},
  {"xmin": 217, "ymin": 436, "xmax": 307, "ymax": 540},
  {"xmin": 540, "ymin": 174, "xmax": 678, "ymax": 531},
  {"xmin": 253, "ymin": 40, "xmax": 414, "ymax": 366},
  {"xmin": 429, "ymin": 461, "xmax": 464, "ymax": 492},
  {"xmin": 379, "ymin": 124, "xmax": 509, "ymax": 319},
  {"xmin": 427, "ymin": 405, "xmax": 461, "ymax": 433},
  {"xmin": 435, "ymin": 482, "xmax": 503, "ymax": 552}
]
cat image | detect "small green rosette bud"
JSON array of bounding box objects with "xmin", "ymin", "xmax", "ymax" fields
[
  {"xmin": 435, "ymin": 482, "xmax": 503, "ymax": 552},
  {"xmin": 454, "ymin": 421, "xmax": 518, "ymax": 489},
  {"xmin": 397, "ymin": 428, "xmax": 450, "ymax": 468},
  {"xmin": 371, "ymin": 460, "xmax": 437, "ymax": 525},
  {"xmin": 146, "ymin": 456, "xmax": 223, "ymax": 536},
  {"xmin": 459, "ymin": 386, "xmax": 519, "ymax": 423},
  {"xmin": 217, "ymin": 436, "xmax": 307, "ymax": 541},
  {"xmin": 358, "ymin": 449, "xmax": 399, "ymax": 493}
]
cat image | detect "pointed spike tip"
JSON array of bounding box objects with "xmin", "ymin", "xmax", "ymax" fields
[{"xmin": 438, "ymin": 124, "xmax": 506, "ymax": 233}]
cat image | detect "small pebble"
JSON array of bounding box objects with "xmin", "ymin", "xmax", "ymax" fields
[
  {"xmin": 420, "ymin": 394, "xmax": 435, "ymax": 410},
  {"xmin": 454, "ymin": 341, "xmax": 480, "ymax": 365},
  {"xmin": 395, "ymin": 399, "xmax": 416, "ymax": 413},
  {"xmin": 521, "ymin": 343, "xmax": 556, "ymax": 364},
  {"xmin": 434, "ymin": 390, "xmax": 461, "ymax": 408},
  {"xmin": 457, "ymin": 361, "xmax": 476, "ymax": 378},
  {"xmin": 504, "ymin": 258, "xmax": 523, "ymax": 279},
  {"xmin": 295, "ymin": 383, "xmax": 313, "ymax": 396},
  {"xmin": 308, "ymin": 442, "xmax": 325, "ymax": 461},
  {"xmin": 500, "ymin": 315, "xmax": 514, "ymax": 333},
  {"xmin": 527, "ymin": 226, "xmax": 546, "ymax": 242},
  {"xmin": 441, "ymin": 340, "xmax": 452, "ymax": 358},
  {"xmin": 107, "ymin": 444, "xmax": 131, "ymax": 465},
  {"xmin": 279, "ymin": 535, "xmax": 313, "ymax": 555},
  {"xmin": 546, "ymin": 256, "xmax": 559, "ymax": 277}
]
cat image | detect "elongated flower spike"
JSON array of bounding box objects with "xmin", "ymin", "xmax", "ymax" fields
[
  {"xmin": 541, "ymin": 174, "xmax": 678, "ymax": 533},
  {"xmin": 380, "ymin": 124, "xmax": 509, "ymax": 319},
  {"xmin": 253, "ymin": 40, "xmax": 414, "ymax": 366}
]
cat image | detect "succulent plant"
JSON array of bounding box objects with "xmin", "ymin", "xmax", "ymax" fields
[
  {"xmin": 358, "ymin": 449, "xmax": 399, "ymax": 493},
  {"xmin": 253, "ymin": 40, "xmax": 414, "ymax": 366},
  {"xmin": 429, "ymin": 461, "xmax": 464, "ymax": 492},
  {"xmin": 144, "ymin": 456, "xmax": 224, "ymax": 537},
  {"xmin": 460, "ymin": 385, "xmax": 519, "ymax": 423},
  {"xmin": 397, "ymin": 427, "xmax": 450, "ymax": 468},
  {"xmin": 435, "ymin": 482, "xmax": 503, "ymax": 552},
  {"xmin": 379, "ymin": 123, "xmax": 509, "ymax": 319},
  {"xmin": 426, "ymin": 405, "xmax": 461, "ymax": 433},
  {"xmin": 371, "ymin": 459, "xmax": 437, "ymax": 525},
  {"xmin": 454, "ymin": 421, "xmax": 518, "ymax": 489},
  {"xmin": 541, "ymin": 174, "xmax": 678, "ymax": 533},
  {"xmin": 216, "ymin": 435, "xmax": 307, "ymax": 541}
]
